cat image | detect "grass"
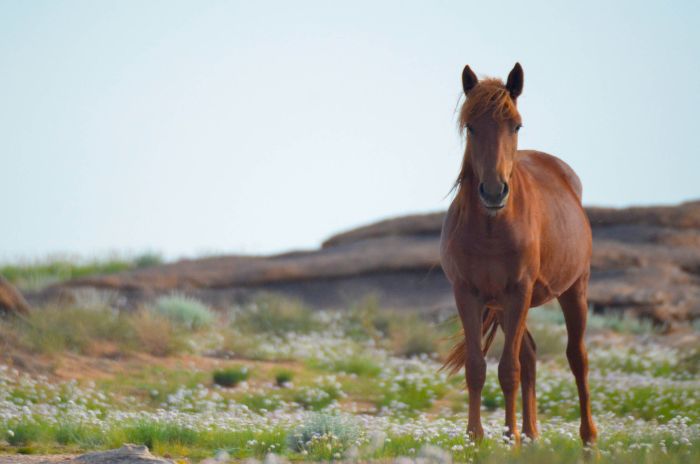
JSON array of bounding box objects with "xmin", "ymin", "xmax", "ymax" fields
[
  {"xmin": 0, "ymin": 253, "xmax": 162, "ymax": 291},
  {"xmin": 0, "ymin": 295, "xmax": 698, "ymax": 462},
  {"xmin": 230, "ymin": 295, "xmax": 322, "ymax": 335},
  {"xmin": 0, "ymin": 305, "xmax": 189, "ymax": 358}
]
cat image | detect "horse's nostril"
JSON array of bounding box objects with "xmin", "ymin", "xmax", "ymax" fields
[{"xmin": 479, "ymin": 183, "xmax": 486, "ymax": 197}]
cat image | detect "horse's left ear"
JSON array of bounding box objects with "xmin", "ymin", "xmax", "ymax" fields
[{"xmin": 506, "ymin": 62, "xmax": 524, "ymax": 100}]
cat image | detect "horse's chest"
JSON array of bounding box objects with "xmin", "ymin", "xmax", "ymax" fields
[{"xmin": 445, "ymin": 233, "xmax": 537, "ymax": 296}]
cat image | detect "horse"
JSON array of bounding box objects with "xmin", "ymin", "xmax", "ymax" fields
[{"xmin": 440, "ymin": 63, "xmax": 597, "ymax": 445}]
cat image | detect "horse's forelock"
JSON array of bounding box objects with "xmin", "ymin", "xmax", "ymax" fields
[{"xmin": 458, "ymin": 78, "xmax": 519, "ymax": 133}]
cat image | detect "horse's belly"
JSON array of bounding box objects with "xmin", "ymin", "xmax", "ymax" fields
[{"xmin": 530, "ymin": 280, "xmax": 558, "ymax": 307}]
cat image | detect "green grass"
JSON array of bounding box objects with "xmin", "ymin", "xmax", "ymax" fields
[
  {"xmin": 231, "ymin": 295, "xmax": 322, "ymax": 335},
  {"xmin": 0, "ymin": 253, "xmax": 162, "ymax": 291},
  {"xmin": 0, "ymin": 296, "xmax": 698, "ymax": 462},
  {"xmin": 325, "ymin": 356, "xmax": 382, "ymax": 377}
]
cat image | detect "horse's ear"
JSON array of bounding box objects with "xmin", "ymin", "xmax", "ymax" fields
[
  {"xmin": 462, "ymin": 65, "xmax": 478, "ymax": 95},
  {"xmin": 506, "ymin": 62, "xmax": 524, "ymax": 100}
]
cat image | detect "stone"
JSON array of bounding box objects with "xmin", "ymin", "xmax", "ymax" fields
[
  {"xmin": 0, "ymin": 276, "xmax": 30, "ymax": 316},
  {"xmin": 69, "ymin": 444, "xmax": 173, "ymax": 463}
]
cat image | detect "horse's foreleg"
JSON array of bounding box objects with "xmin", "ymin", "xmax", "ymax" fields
[
  {"xmin": 520, "ymin": 328, "xmax": 538, "ymax": 440},
  {"xmin": 499, "ymin": 287, "xmax": 532, "ymax": 444},
  {"xmin": 558, "ymin": 273, "xmax": 597, "ymax": 445},
  {"xmin": 454, "ymin": 286, "xmax": 486, "ymax": 440}
]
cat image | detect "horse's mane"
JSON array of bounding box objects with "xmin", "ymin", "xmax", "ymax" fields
[{"xmin": 452, "ymin": 78, "xmax": 520, "ymax": 218}]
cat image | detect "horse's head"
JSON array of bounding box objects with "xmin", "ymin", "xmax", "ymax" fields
[{"xmin": 458, "ymin": 63, "xmax": 523, "ymax": 213}]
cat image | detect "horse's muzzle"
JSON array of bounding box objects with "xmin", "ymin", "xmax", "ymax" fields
[{"xmin": 478, "ymin": 182, "xmax": 509, "ymax": 210}]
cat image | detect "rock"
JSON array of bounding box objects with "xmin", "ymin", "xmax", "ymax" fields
[
  {"xmin": 69, "ymin": 444, "xmax": 172, "ymax": 463},
  {"xmin": 0, "ymin": 276, "xmax": 30, "ymax": 316},
  {"xmin": 40, "ymin": 200, "xmax": 700, "ymax": 323}
]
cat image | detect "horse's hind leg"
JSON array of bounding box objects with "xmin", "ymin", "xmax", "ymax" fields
[
  {"xmin": 520, "ymin": 328, "xmax": 538, "ymax": 440},
  {"xmin": 558, "ymin": 273, "xmax": 598, "ymax": 444}
]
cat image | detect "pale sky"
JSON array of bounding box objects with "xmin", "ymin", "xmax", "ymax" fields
[{"xmin": 1, "ymin": 1, "xmax": 698, "ymax": 261}]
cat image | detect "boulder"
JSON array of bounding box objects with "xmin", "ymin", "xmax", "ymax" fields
[
  {"xmin": 69, "ymin": 444, "xmax": 172, "ymax": 464},
  {"xmin": 0, "ymin": 276, "xmax": 30, "ymax": 316}
]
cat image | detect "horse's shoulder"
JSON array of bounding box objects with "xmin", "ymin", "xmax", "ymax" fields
[{"xmin": 517, "ymin": 150, "xmax": 583, "ymax": 202}]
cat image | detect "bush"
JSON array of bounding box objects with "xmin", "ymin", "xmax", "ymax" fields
[
  {"xmin": 343, "ymin": 295, "xmax": 388, "ymax": 340},
  {"xmin": 213, "ymin": 366, "xmax": 249, "ymax": 387},
  {"xmin": 12, "ymin": 305, "xmax": 135, "ymax": 355},
  {"xmin": 275, "ymin": 370, "xmax": 294, "ymax": 387},
  {"xmin": 134, "ymin": 252, "xmax": 163, "ymax": 268},
  {"xmin": 231, "ymin": 296, "xmax": 321, "ymax": 335},
  {"xmin": 6, "ymin": 421, "xmax": 43, "ymax": 446},
  {"xmin": 288, "ymin": 412, "xmax": 359, "ymax": 458},
  {"xmin": 153, "ymin": 294, "xmax": 215, "ymax": 330},
  {"xmin": 588, "ymin": 310, "xmax": 656, "ymax": 334},
  {"xmin": 131, "ymin": 311, "xmax": 188, "ymax": 357}
]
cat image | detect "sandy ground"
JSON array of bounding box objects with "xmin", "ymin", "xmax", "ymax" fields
[{"xmin": 0, "ymin": 456, "xmax": 75, "ymax": 463}]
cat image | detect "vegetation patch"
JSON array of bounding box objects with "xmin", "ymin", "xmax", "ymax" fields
[{"xmin": 212, "ymin": 366, "xmax": 249, "ymax": 388}]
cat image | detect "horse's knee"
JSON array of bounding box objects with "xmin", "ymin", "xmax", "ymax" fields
[
  {"xmin": 519, "ymin": 336, "xmax": 536, "ymax": 366},
  {"xmin": 498, "ymin": 357, "xmax": 520, "ymax": 393},
  {"xmin": 566, "ymin": 341, "xmax": 588, "ymax": 371},
  {"xmin": 465, "ymin": 355, "xmax": 486, "ymax": 391}
]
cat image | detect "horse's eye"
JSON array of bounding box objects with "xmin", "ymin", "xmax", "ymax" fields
[
  {"xmin": 514, "ymin": 124, "xmax": 523, "ymax": 133},
  {"xmin": 466, "ymin": 124, "xmax": 474, "ymax": 135}
]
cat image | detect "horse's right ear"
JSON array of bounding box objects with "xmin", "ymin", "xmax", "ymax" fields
[{"xmin": 462, "ymin": 65, "xmax": 478, "ymax": 95}]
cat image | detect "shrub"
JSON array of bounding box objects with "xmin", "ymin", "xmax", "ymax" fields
[
  {"xmin": 275, "ymin": 370, "xmax": 294, "ymax": 387},
  {"xmin": 288, "ymin": 412, "xmax": 359, "ymax": 457},
  {"xmin": 131, "ymin": 310, "xmax": 188, "ymax": 357},
  {"xmin": 344, "ymin": 295, "xmax": 388, "ymax": 340},
  {"xmin": 231, "ymin": 296, "xmax": 321, "ymax": 335},
  {"xmin": 12, "ymin": 305, "xmax": 134, "ymax": 355},
  {"xmin": 384, "ymin": 312, "xmax": 441, "ymax": 357},
  {"xmin": 293, "ymin": 377, "xmax": 343, "ymax": 410},
  {"xmin": 6, "ymin": 421, "xmax": 43, "ymax": 446},
  {"xmin": 588, "ymin": 310, "xmax": 656, "ymax": 334},
  {"xmin": 221, "ymin": 329, "xmax": 262, "ymax": 359},
  {"xmin": 134, "ymin": 252, "xmax": 163, "ymax": 268},
  {"xmin": 153, "ymin": 294, "xmax": 215, "ymax": 330},
  {"xmin": 213, "ymin": 366, "xmax": 249, "ymax": 387}
]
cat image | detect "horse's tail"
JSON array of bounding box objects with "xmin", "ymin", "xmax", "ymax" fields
[{"xmin": 441, "ymin": 307, "xmax": 500, "ymax": 376}]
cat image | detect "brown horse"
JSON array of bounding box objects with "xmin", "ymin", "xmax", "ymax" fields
[{"xmin": 441, "ymin": 63, "xmax": 597, "ymax": 445}]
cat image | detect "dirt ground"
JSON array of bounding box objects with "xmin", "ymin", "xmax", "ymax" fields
[{"xmin": 0, "ymin": 456, "xmax": 75, "ymax": 463}]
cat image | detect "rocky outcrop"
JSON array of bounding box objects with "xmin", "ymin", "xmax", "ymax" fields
[
  {"xmin": 0, "ymin": 276, "xmax": 30, "ymax": 316},
  {"xmin": 42, "ymin": 201, "xmax": 700, "ymax": 323},
  {"xmin": 69, "ymin": 444, "xmax": 172, "ymax": 463}
]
